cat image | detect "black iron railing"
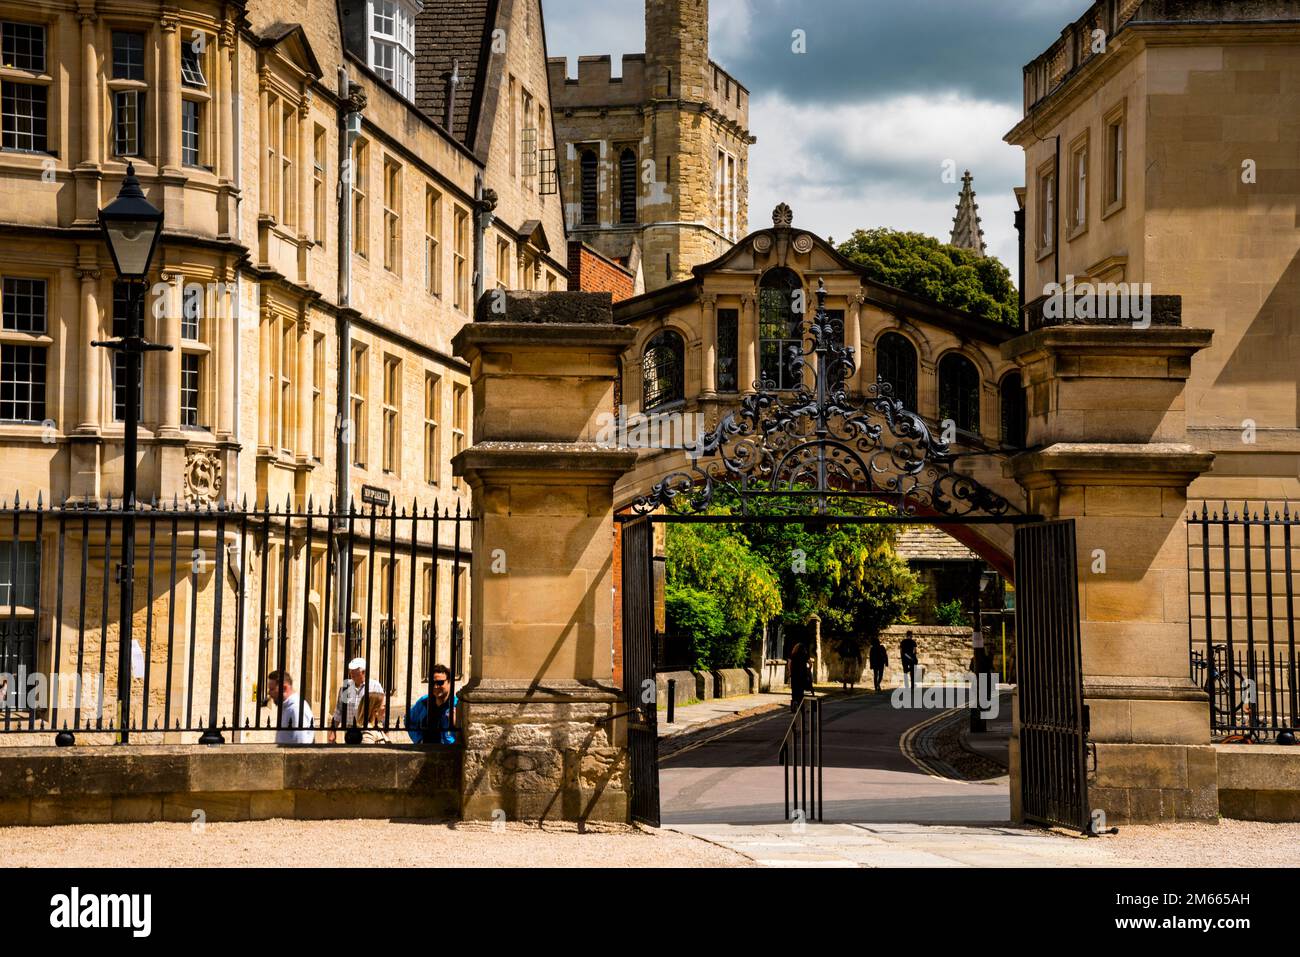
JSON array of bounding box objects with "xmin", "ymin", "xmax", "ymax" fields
[
  {"xmin": 779, "ymin": 694, "xmax": 822, "ymax": 823},
  {"xmin": 0, "ymin": 496, "xmax": 472, "ymax": 746},
  {"xmin": 1188, "ymin": 502, "xmax": 1300, "ymax": 739}
]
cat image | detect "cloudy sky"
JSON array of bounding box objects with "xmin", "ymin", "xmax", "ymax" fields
[{"xmin": 542, "ymin": 0, "xmax": 1088, "ymax": 281}]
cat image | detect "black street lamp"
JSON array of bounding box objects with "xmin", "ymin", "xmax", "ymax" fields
[{"xmin": 88, "ymin": 163, "xmax": 169, "ymax": 747}]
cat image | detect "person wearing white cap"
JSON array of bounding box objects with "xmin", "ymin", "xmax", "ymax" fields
[{"xmin": 327, "ymin": 657, "xmax": 385, "ymax": 743}]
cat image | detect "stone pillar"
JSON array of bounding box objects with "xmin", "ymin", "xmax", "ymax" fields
[
  {"xmin": 73, "ymin": 7, "xmax": 102, "ymax": 224},
  {"xmin": 216, "ymin": 25, "xmax": 237, "ymax": 238},
  {"xmin": 700, "ymin": 293, "xmax": 717, "ymax": 397},
  {"xmin": 1005, "ymin": 319, "xmax": 1218, "ymax": 825},
  {"xmin": 157, "ymin": 273, "xmax": 183, "ymax": 438},
  {"xmin": 738, "ymin": 292, "xmax": 756, "ymax": 392},
  {"xmin": 295, "ymin": 308, "xmax": 312, "ymax": 461},
  {"xmin": 75, "ymin": 263, "xmax": 101, "ymax": 433},
  {"xmin": 452, "ymin": 291, "xmax": 637, "ymax": 823},
  {"xmin": 159, "ymin": 19, "xmax": 181, "ymax": 172},
  {"xmin": 257, "ymin": 303, "xmax": 274, "ymax": 454},
  {"xmin": 216, "ymin": 267, "xmax": 236, "ymax": 441},
  {"xmin": 845, "ymin": 292, "xmax": 864, "ymax": 394},
  {"xmin": 69, "ymin": 258, "xmax": 102, "ymax": 502}
]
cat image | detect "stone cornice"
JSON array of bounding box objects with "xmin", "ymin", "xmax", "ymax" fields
[
  {"xmin": 1009, "ymin": 442, "xmax": 1215, "ymax": 483},
  {"xmin": 1002, "ymin": 325, "xmax": 1214, "ymax": 364}
]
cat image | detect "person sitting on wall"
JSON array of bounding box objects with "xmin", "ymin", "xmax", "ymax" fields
[
  {"xmin": 328, "ymin": 657, "xmax": 385, "ymax": 743},
  {"xmin": 408, "ymin": 664, "xmax": 458, "ymax": 745},
  {"xmin": 265, "ymin": 670, "xmax": 316, "ymax": 745}
]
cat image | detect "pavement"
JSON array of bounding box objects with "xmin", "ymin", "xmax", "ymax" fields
[
  {"xmin": 659, "ymin": 689, "xmax": 1010, "ymax": 825},
  {"xmin": 657, "ymin": 692, "xmax": 789, "ymax": 739},
  {"xmin": 656, "ymin": 687, "xmax": 1091, "ymax": 866}
]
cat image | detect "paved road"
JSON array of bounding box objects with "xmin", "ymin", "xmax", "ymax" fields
[{"xmin": 659, "ymin": 691, "xmax": 1010, "ymax": 825}]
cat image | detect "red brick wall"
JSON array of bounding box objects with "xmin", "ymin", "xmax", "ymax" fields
[{"xmin": 568, "ymin": 241, "xmax": 636, "ymax": 302}]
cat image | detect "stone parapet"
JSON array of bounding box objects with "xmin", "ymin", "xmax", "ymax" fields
[{"xmin": 0, "ymin": 745, "xmax": 461, "ymax": 827}]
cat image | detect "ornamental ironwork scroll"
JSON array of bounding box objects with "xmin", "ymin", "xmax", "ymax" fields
[{"xmin": 630, "ymin": 279, "xmax": 1013, "ymax": 518}]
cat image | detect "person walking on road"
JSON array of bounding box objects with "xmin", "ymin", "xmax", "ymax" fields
[
  {"xmin": 900, "ymin": 630, "xmax": 918, "ymax": 691},
  {"xmin": 788, "ymin": 643, "xmax": 813, "ymax": 712},
  {"xmin": 868, "ymin": 638, "xmax": 889, "ymax": 692}
]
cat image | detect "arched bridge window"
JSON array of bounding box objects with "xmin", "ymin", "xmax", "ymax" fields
[
  {"xmin": 876, "ymin": 332, "xmax": 917, "ymax": 410},
  {"xmin": 643, "ymin": 330, "xmax": 685, "ymax": 411},
  {"xmin": 759, "ymin": 268, "xmax": 804, "ymax": 391},
  {"xmin": 619, "ymin": 148, "xmax": 638, "ymax": 225},
  {"xmin": 1000, "ymin": 372, "xmax": 1027, "ymax": 448},
  {"xmin": 938, "ymin": 352, "xmax": 981, "ymax": 436},
  {"xmin": 580, "ymin": 149, "xmax": 598, "ymax": 225}
]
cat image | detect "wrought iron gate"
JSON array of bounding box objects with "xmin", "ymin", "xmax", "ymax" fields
[
  {"xmin": 621, "ymin": 516, "xmax": 660, "ymax": 826},
  {"xmin": 1015, "ymin": 519, "xmax": 1089, "ymax": 832}
]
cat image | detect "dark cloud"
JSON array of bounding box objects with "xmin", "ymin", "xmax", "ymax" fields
[
  {"xmin": 544, "ymin": 0, "xmax": 1087, "ymax": 106},
  {"xmin": 714, "ymin": 0, "xmax": 1085, "ymax": 106}
]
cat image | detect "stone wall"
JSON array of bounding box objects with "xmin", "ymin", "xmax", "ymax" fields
[
  {"xmin": 0, "ymin": 745, "xmax": 461, "ymax": 826},
  {"xmin": 820, "ymin": 626, "xmax": 976, "ymax": 685}
]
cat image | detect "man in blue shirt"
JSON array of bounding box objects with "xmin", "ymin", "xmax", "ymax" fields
[{"xmin": 408, "ymin": 664, "xmax": 457, "ymax": 744}]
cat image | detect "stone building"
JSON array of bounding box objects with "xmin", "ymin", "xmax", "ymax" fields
[
  {"xmin": 1002, "ymin": 0, "xmax": 1300, "ymax": 822},
  {"xmin": 1008, "ymin": 0, "xmax": 1300, "ymax": 504},
  {"xmin": 548, "ymin": 0, "xmax": 755, "ymax": 294},
  {"xmin": 612, "ymin": 204, "xmax": 1027, "ymax": 574},
  {"xmin": 0, "ymin": 0, "xmax": 566, "ymax": 737}
]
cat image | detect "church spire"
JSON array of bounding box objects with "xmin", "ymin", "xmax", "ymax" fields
[{"xmin": 949, "ymin": 170, "xmax": 987, "ymax": 256}]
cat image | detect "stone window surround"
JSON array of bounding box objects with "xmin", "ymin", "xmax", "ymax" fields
[
  {"xmin": 0, "ymin": 271, "xmax": 50, "ymax": 427},
  {"xmin": 1101, "ymin": 98, "xmax": 1126, "ymax": 221},
  {"xmin": 0, "ymin": 16, "xmax": 53, "ymax": 157},
  {"xmin": 258, "ymin": 58, "xmax": 313, "ymax": 249},
  {"xmin": 1067, "ymin": 128, "xmax": 1089, "ymax": 241},
  {"xmin": 1035, "ymin": 155, "xmax": 1057, "ymax": 262}
]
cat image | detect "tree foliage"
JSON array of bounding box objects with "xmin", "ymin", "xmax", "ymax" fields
[
  {"xmin": 663, "ymin": 493, "xmax": 923, "ymax": 669},
  {"xmin": 836, "ymin": 227, "xmax": 1019, "ymax": 327},
  {"xmin": 664, "ymin": 520, "xmax": 782, "ymax": 670}
]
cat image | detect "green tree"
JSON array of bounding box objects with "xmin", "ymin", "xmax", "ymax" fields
[
  {"xmin": 719, "ymin": 492, "xmax": 924, "ymax": 664},
  {"xmin": 837, "ymin": 228, "xmax": 1019, "ymax": 327},
  {"xmin": 664, "ymin": 520, "xmax": 782, "ymax": 670}
]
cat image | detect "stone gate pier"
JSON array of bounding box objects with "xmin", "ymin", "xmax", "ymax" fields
[
  {"xmin": 452, "ymin": 292, "xmax": 637, "ymax": 822},
  {"xmin": 1006, "ymin": 312, "xmax": 1219, "ymax": 824}
]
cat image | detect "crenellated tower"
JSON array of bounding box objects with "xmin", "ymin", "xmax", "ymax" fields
[{"xmin": 548, "ymin": 0, "xmax": 754, "ymax": 292}]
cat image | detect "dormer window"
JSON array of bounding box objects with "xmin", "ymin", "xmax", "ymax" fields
[{"xmin": 369, "ymin": 0, "xmax": 417, "ymax": 101}]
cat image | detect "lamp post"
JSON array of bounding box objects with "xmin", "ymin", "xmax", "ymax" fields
[{"xmin": 92, "ymin": 163, "xmax": 167, "ymax": 747}]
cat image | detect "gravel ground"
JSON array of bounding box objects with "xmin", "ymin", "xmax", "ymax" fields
[
  {"xmin": 1093, "ymin": 819, "xmax": 1300, "ymax": 867},
  {"xmin": 3, "ymin": 819, "xmax": 753, "ymax": 868}
]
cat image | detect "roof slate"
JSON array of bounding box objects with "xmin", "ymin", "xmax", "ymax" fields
[{"xmin": 414, "ymin": 0, "xmax": 495, "ymax": 147}]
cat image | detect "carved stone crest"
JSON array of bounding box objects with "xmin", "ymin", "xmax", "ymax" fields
[
  {"xmin": 772, "ymin": 203, "xmax": 794, "ymax": 228},
  {"xmin": 184, "ymin": 448, "xmax": 223, "ymax": 506}
]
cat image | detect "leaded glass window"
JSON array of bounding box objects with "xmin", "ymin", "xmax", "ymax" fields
[{"xmin": 643, "ymin": 331, "xmax": 684, "ymax": 411}]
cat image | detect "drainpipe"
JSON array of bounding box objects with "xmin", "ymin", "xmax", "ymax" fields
[
  {"xmin": 473, "ymin": 173, "xmax": 497, "ymax": 305},
  {"xmin": 1053, "ymin": 134, "xmax": 1061, "ymax": 289},
  {"xmin": 335, "ymin": 67, "xmax": 364, "ymax": 631},
  {"xmin": 1014, "ymin": 206, "xmax": 1026, "ymax": 331}
]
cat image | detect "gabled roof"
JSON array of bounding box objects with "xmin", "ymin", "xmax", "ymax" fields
[
  {"xmin": 414, "ymin": 0, "xmax": 498, "ymax": 148},
  {"xmin": 255, "ymin": 22, "xmax": 324, "ymax": 79},
  {"xmin": 516, "ymin": 219, "xmax": 550, "ymax": 254},
  {"xmin": 613, "ymin": 208, "xmax": 1018, "ymax": 346}
]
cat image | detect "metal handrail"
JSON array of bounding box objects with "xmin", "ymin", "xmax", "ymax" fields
[{"xmin": 778, "ymin": 693, "xmax": 817, "ymax": 755}]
